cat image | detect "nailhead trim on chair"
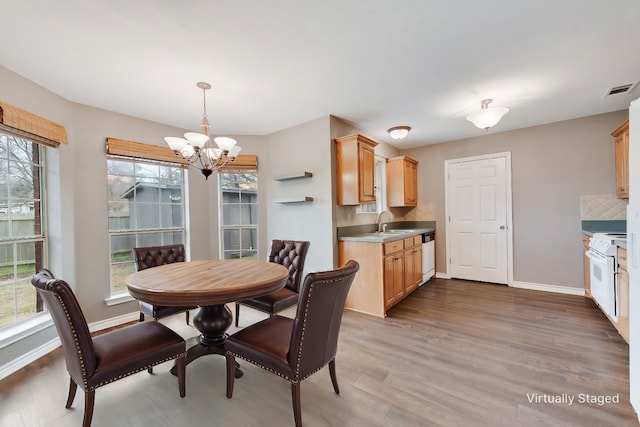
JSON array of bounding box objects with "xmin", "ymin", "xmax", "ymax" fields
[
  {"xmin": 227, "ymin": 352, "xmax": 334, "ymax": 385},
  {"xmin": 54, "ymin": 291, "xmax": 89, "ymax": 389},
  {"xmin": 228, "ymin": 275, "xmax": 344, "ymax": 384},
  {"xmin": 55, "ymin": 287, "xmax": 186, "ymax": 392},
  {"xmin": 90, "ymin": 352, "xmax": 187, "ymax": 391}
]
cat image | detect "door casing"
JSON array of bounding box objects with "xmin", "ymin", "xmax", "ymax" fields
[{"xmin": 444, "ymin": 152, "xmax": 514, "ymax": 285}]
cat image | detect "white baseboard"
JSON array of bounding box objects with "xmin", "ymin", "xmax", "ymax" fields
[
  {"xmin": 510, "ymin": 280, "xmax": 585, "ymax": 296},
  {"xmin": 0, "ymin": 311, "xmax": 139, "ymax": 381},
  {"xmin": 0, "ymin": 337, "xmax": 60, "ymax": 381},
  {"xmin": 432, "ymin": 273, "xmax": 584, "ymax": 296},
  {"xmin": 87, "ymin": 312, "xmax": 140, "ymax": 333}
]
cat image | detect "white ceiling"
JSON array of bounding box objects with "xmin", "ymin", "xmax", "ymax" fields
[{"xmin": 2, "ymin": 1, "xmax": 640, "ymax": 148}]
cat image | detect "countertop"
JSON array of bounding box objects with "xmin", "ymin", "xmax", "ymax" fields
[{"xmin": 338, "ymin": 227, "xmax": 434, "ymax": 243}]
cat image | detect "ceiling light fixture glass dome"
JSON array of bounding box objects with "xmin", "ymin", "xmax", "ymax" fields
[
  {"xmin": 466, "ymin": 99, "xmax": 509, "ymax": 130},
  {"xmin": 388, "ymin": 126, "xmax": 411, "ymax": 140}
]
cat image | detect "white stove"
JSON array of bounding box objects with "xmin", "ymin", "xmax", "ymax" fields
[
  {"xmin": 589, "ymin": 232, "xmax": 627, "ymax": 256},
  {"xmin": 586, "ymin": 232, "xmax": 626, "ymax": 322}
]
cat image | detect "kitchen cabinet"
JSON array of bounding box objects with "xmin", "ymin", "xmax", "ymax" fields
[
  {"xmin": 404, "ymin": 235, "xmax": 423, "ymax": 293},
  {"xmin": 612, "ymin": 120, "xmax": 629, "ymax": 199},
  {"xmin": 387, "ymin": 156, "xmax": 418, "ymax": 207},
  {"xmin": 583, "ymin": 234, "xmax": 591, "ymax": 297},
  {"xmin": 618, "ymin": 246, "xmax": 629, "ymax": 343},
  {"xmin": 339, "ymin": 233, "xmax": 423, "ymax": 317},
  {"xmin": 384, "ymin": 240, "xmax": 405, "ymax": 308},
  {"xmin": 335, "ymin": 134, "xmax": 378, "ymax": 205}
]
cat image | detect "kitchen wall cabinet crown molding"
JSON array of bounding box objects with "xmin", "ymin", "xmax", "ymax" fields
[
  {"xmin": 335, "ymin": 134, "xmax": 378, "ymax": 205},
  {"xmin": 387, "ymin": 155, "xmax": 419, "ymax": 207},
  {"xmin": 612, "ymin": 120, "xmax": 629, "ymax": 199}
]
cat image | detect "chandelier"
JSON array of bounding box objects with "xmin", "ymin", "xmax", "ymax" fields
[
  {"xmin": 165, "ymin": 82, "xmax": 241, "ymax": 179},
  {"xmin": 466, "ymin": 98, "xmax": 509, "ymax": 130}
]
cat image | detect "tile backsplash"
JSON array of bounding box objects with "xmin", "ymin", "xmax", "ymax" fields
[{"xmin": 580, "ymin": 194, "xmax": 628, "ymax": 220}]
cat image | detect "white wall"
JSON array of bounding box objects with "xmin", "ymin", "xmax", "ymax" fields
[
  {"xmin": 403, "ymin": 110, "xmax": 628, "ymax": 288},
  {"xmin": 0, "ymin": 65, "xmax": 231, "ymax": 369},
  {"xmin": 265, "ymin": 116, "xmax": 335, "ymax": 274}
]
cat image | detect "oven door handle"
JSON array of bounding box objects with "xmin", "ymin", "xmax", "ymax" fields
[{"xmin": 585, "ymin": 250, "xmax": 608, "ymax": 263}]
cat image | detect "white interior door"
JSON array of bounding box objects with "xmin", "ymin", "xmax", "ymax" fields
[{"xmin": 446, "ymin": 153, "xmax": 511, "ymax": 284}]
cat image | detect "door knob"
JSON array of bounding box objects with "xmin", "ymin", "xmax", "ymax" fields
[{"xmin": 499, "ymin": 225, "xmax": 506, "ymax": 230}]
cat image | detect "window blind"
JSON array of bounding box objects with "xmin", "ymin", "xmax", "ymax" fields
[
  {"xmin": 217, "ymin": 154, "xmax": 258, "ymax": 172},
  {"xmin": 0, "ymin": 101, "xmax": 68, "ymax": 147},
  {"xmin": 106, "ymin": 137, "xmax": 188, "ymax": 165}
]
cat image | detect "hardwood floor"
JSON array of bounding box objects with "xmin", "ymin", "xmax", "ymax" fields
[{"xmin": 1, "ymin": 278, "xmax": 638, "ymax": 426}]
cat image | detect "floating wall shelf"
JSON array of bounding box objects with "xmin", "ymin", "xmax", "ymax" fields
[
  {"xmin": 274, "ymin": 171, "xmax": 313, "ymax": 181},
  {"xmin": 275, "ymin": 197, "xmax": 314, "ymax": 204}
]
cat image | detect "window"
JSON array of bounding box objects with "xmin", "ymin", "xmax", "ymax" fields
[
  {"xmin": 107, "ymin": 158, "xmax": 185, "ymax": 296},
  {"xmin": 218, "ymin": 172, "xmax": 258, "ymax": 259},
  {"xmin": 0, "ymin": 132, "xmax": 46, "ymax": 328}
]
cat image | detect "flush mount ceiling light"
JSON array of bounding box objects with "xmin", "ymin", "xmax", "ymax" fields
[
  {"xmin": 388, "ymin": 126, "xmax": 411, "ymax": 140},
  {"xmin": 165, "ymin": 82, "xmax": 241, "ymax": 180},
  {"xmin": 466, "ymin": 99, "xmax": 509, "ymax": 131}
]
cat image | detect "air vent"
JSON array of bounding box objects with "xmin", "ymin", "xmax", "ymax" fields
[{"xmin": 603, "ymin": 82, "xmax": 637, "ymax": 98}]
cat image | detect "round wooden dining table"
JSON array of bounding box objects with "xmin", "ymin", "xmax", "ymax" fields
[{"xmin": 126, "ymin": 259, "xmax": 289, "ymax": 375}]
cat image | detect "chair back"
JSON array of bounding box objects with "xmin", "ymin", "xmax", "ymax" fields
[
  {"xmin": 287, "ymin": 260, "xmax": 359, "ymax": 379},
  {"xmin": 133, "ymin": 243, "xmax": 185, "ymax": 271},
  {"xmin": 268, "ymin": 240, "xmax": 310, "ymax": 293},
  {"xmin": 31, "ymin": 269, "xmax": 96, "ymax": 387}
]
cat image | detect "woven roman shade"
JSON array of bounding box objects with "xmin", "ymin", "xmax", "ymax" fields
[
  {"xmin": 106, "ymin": 137, "xmax": 189, "ymax": 165},
  {"xmin": 0, "ymin": 101, "xmax": 68, "ymax": 147},
  {"xmin": 217, "ymin": 154, "xmax": 258, "ymax": 172}
]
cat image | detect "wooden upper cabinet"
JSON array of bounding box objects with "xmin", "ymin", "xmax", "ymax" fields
[
  {"xmin": 387, "ymin": 156, "xmax": 419, "ymax": 207},
  {"xmin": 335, "ymin": 134, "xmax": 378, "ymax": 205},
  {"xmin": 612, "ymin": 120, "xmax": 629, "ymax": 199}
]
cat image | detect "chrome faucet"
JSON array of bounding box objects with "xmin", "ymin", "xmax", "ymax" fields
[{"xmin": 377, "ymin": 210, "xmax": 393, "ymax": 232}]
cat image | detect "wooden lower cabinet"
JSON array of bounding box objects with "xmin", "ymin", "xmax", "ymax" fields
[
  {"xmin": 583, "ymin": 234, "xmax": 591, "ymax": 297},
  {"xmin": 340, "ymin": 234, "xmax": 422, "ymax": 317},
  {"xmin": 617, "ymin": 247, "xmax": 629, "ymax": 343},
  {"xmin": 404, "ymin": 236, "xmax": 422, "ymax": 293},
  {"xmin": 384, "ymin": 251, "xmax": 404, "ymax": 308}
]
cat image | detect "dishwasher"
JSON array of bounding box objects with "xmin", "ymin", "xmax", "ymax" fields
[{"xmin": 421, "ymin": 231, "xmax": 435, "ymax": 284}]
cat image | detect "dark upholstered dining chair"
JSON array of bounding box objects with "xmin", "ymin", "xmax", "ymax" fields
[
  {"xmin": 31, "ymin": 269, "xmax": 186, "ymax": 427},
  {"xmin": 235, "ymin": 239, "xmax": 310, "ymax": 327},
  {"xmin": 225, "ymin": 260, "xmax": 359, "ymax": 427},
  {"xmin": 133, "ymin": 244, "xmax": 197, "ymax": 325}
]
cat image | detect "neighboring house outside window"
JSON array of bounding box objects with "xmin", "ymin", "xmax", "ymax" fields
[
  {"xmin": 218, "ymin": 171, "xmax": 258, "ymax": 260},
  {"xmin": 107, "ymin": 158, "xmax": 185, "ymax": 296},
  {"xmin": 0, "ymin": 132, "xmax": 45, "ymax": 328}
]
